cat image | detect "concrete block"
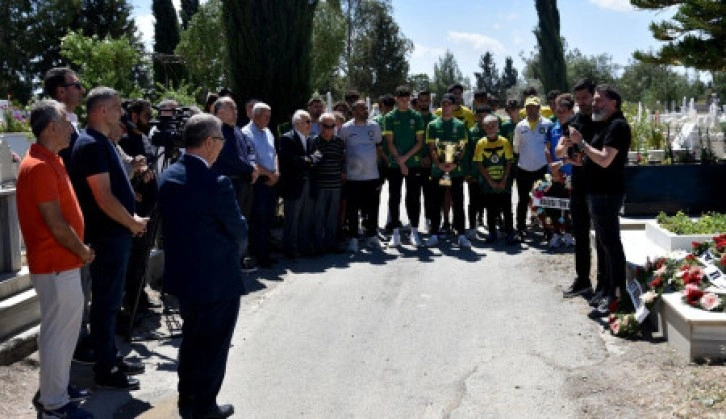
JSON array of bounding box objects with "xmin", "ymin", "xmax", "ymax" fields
[{"xmin": 661, "ymin": 293, "xmax": 726, "ymax": 360}]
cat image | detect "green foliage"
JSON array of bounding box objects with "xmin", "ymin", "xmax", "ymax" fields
[
  {"xmin": 0, "ymin": 0, "xmax": 140, "ymax": 104},
  {"xmin": 565, "ymin": 49, "xmax": 618, "ymax": 89},
  {"xmin": 631, "ymin": 0, "xmax": 726, "ymax": 72},
  {"xmin": 622, "ymin": 102, "xmax": 667, "ymax": 152},
  {"xmin": 0, "ymin": 107, "xmax": 31, "ymax": 133},
  {"xmin": 176, "ymin": 0, "xmax": 228, "ymax": 93},
  {"xmin": 533, "ymin": 0, "xmax": 567, "ymax": 93},
  {"xmin": 311, "ymin": 0, "xmax": 347, "ymax": 96},
  {"xmin": 657, "ymin": 211, "xmax": 726, "ymax": 235},
  {"xmin": 432, "ymin": 50, "xmax": 464, "ymax": 103},
  {"xmin": 407, "ymin": 73, "xmax": 431, "ymax": 93},
  {"xmin": 153, "ymin": 0, "xmax": 185, "ymax": 87},
  {"xmin": 474, "ymin": 53, "xmax": 499, "ymax": 94},
  {"xmin": 347, "ymin": 0, "xmax": 412, "ymax": 98},
  {"xmin": 180, "ymin": 0, "xmax": 200, "ymax": 30},
  {"xmin": 618, "ymin": 61, "xmax": 706, "ymax": 110},
  {"xmin": 223, "ymin": 0, "xmax": 318, "ymax": 130},
  {"xmin": 151, "ymin": 82, "xmax": 202, "ymax": 107},
  {"xmin": 60, "ymin": 31, "xmax": 145, "ymax": 98}
]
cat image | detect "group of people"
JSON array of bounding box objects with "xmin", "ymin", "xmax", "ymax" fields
[{"xmin": 16, "ymin": 62, "xmax": 631, "ymax": 418}]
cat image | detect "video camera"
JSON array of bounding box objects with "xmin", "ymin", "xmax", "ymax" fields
[{"xmin": 149, "ymin": 106, "xmax": 194, "ymax": 150}]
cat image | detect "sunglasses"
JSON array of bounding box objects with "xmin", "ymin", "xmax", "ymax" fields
[
  {"xmin": 321, "ymin": 123, "xmax": 336, "ymax": 129},
  {"xmin": 62, "ymin": 81, "xmax": 83, "ymax": 90}
]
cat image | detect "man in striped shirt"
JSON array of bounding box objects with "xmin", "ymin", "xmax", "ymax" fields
[{"xmin": 312, "ymin": 113, "xmax": 346, "ymax": 254}]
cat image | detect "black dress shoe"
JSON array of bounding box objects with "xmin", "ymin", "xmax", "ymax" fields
[
  {"xmin": 95, "ymin": 367, "xmax": 140, "ymax": 390},
  {"xmin": 195, "ymin": 404, "xmax": 234, "ymax": 418},
  {"xmin": 116, "ymin": 357, "xmax": 145, "ymax": 375}
]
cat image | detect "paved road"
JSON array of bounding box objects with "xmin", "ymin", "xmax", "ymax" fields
[{"xmin": 213, "ymin": 241, "xmax": 607, "ymax": 418}]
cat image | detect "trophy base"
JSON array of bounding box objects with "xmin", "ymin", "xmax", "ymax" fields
[{"xmin": 439, "ymin": 177, "xmax": 452, "ymax": 187}]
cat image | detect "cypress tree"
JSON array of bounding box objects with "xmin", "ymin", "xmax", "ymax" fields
[
  {"xmin": 180, "ymin": 0, "xmax": 200, "ymax": 30},
  {"xmin": 152, "ymin": 0, "xmax": 184, "ymax": 87},
  {"xmin": 534, "ymin": 0, "xmax": 567, "ymax": 93},
  {"xmin": 222, "ymin": 0, "xmax": 318, "ymax": 130}
]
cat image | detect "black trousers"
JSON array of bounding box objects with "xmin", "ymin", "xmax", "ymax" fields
[
  {"xmin": 467, "ymin": 181, "xmax": 485, "ymax": 229},
  {"xmin": 178, "ymin": 298, "xmax": 240, "ymax": 415},
  {"xmin": 430, "ymin": 177, "xmax": 465, "ymax": 235},
  {"xmin": 484, "ymin": 192, "xmax": 513, "ymax": 235},
  {"xmin": 387, "ymin": 167, "xmax": 423, "ymax": 229},
  {"xmin": 345, "ymin": 179, "xmax": 381, "ymax": 238},
  {"xmin": 421, "ymin": 167, "xmax": 438, "ymax": 222},
  {"xmin": 515, "ymin": 165, "xmax": 547, "ymax": 231}
]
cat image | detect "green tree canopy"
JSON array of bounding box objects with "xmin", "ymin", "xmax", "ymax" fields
[
  {"xmin": 347, "ymin": 0, "xmax": 412, "ymax": 98},
  {"xmin": 180, "ymin": 0, "xmax": 200, "ymax": 30},
  {"xmin": 310, "ymin": 0, "xmax": 346, "ymax": 96},
  {"xmin": 176, "ymin": 0, "xmax": 228, "ymax": 93},
  {"xmin": 631, "ymin": 0, "xmax": 726, "ymax": 72},
  {"xmin": 60, "ymin": 31, "xmax": 145, "ymax": 98},
  {"xmin": 565, "ymin": 48, "xmax": 619, "ymax": 89},
  {"xmin": 432, "ymin": 50, "xmax": 464, "ymax": 103}
]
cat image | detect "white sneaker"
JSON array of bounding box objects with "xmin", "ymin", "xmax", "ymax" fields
[
  {"xmin": 458, "ymin": 235, "xmax": 472, "ymax": 249},
  {"xmin": 465, "ymin": 229, "xmax": 476, "ymax": 240},
  {"xmin": 367, "ymin": 236, "xmax": 382, "ymax": 249},
  {"xmin": 389, "ymin": 229, "xmax": 401, "ymax": 247},
  {"xmin": 562, "ymin": 233, "xmax": 575, "ymax": 247},
  {"xmin": 347, "ymin": 238, "xmax": 359, "ymax": 253},
  {"xmin": 549, "ymin": 233, "xmax": 562, "ymax": 248},
  {"xmin": 410, "ymin": 231, "xmax": 423, "ymax": 247},
  {"xmin": 425, "ymin": 234, "xmax": 439, "ymax": 247}
]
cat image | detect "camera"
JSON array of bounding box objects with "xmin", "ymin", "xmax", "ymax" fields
[{"xmin": 149, "ymin": 106, "xmax": 194, "ymax": 150}]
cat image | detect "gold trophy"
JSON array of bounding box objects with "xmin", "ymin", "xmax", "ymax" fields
[{"xmin": 437, "ymin": 140, "xmax": 459, "ymax": 187}]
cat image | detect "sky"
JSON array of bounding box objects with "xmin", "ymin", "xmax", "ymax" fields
[{"xmin": 130, "ymin": 0, "xmax": 676, "ymax": 82}]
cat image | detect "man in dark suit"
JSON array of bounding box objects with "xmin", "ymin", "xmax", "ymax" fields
[
  {"xmin": 277, "ymin": 109, "xmax": 320, "ymax": 257},
  {"xmin": 158, "ymin": 113, "xmax": 246, "ymax": 418}
]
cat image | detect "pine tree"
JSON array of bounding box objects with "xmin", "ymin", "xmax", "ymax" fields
[
  {"xmin": 153, "ymin": 0, "xmax": 184, "ymax": 87},
  {"xmin": 347, "ymin": 0, "xmax": 411, "ymax": 98},
  {"xmin": 75, "ymin": 0, "xmax": 138, "ymax": 40},
  {"xmin": 180, "ymin": 0, "xmax": 200, "ymax": 30},
  {"xmin": 432, "ymin": 50, "xmax": 464, "ymax": 102},
  {"xmin": 631, "ymin": 0, "xmax": 726, "ymax": 72},
  {"xmin": 500, "ymin": 57, "xmax": 519, "ymax": 93},
  {"xmin": 223, "ymin": 0, "xmax": 318, "ymax": 130},
  {"xmin": 533, "ymin": 0, "xmax": 567, "ymax": 93},
  {"xmin": 474, "ymin": 52, "xmax": 499, "ymax": 94}
]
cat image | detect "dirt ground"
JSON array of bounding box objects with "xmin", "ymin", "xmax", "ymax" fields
[{"xmin": 1, "ymin": 252, "xmax": 724, "ymax": 418}]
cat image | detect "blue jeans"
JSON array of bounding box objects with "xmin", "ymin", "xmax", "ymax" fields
[
  {"xmin": 89, "ymin": 234, "xmax": 131, "ymax": 372},
  {"xmin": 587, "ymin": 194, "xmax": 625, "ymax": 300}
]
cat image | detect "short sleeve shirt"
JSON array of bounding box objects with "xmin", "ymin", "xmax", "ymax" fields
[
  {"xmin": 69, "ymin": 128, "xmax": 135, "ymax": 241},
  {"xmin": 584, "ymin": 112, "xmax": 631, "ymax": 195},
  {"xmin": 473, "ymin": 136, "xmax": 514, "ymax": 193},
  {"xmin": 382, "ymin": 108, "xmax": 424, "ymax": 168},
  {"xmin": 426, "ymin": 117, "xmax": 468, "ymax": 178},
  {"xmin": 339, "ymin": 120, "xmax": 382, "ymax": 181},
  {"xmin": 243, "ymin": 123, "xmax": 276, "ymax": 172},
  {"xmin": 17, "ymin": 144, "xmax": 85, "ymax": 273},
  {"xmin": 513, "ymin": 116, "xmax": 552, "ymax": 171}
]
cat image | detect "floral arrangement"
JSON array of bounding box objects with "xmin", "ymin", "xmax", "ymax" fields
[
  {"xmin": 608, "ymin": 235, "xmax": 726, "ymax": 338},
  {"xmin": 530, "ymin": 173, "xmax": 572, "ymax": 234},
  {"xmin": 0, "ymin": 105, "xmax": 31, "ymax": 133}
]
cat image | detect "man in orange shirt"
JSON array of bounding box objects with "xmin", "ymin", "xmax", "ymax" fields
[{"xmin": 17, "ymin": 100, "xmax": 95, "ymax": 418}]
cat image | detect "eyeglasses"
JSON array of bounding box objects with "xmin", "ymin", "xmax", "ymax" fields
[
  {"xmin": 321, "ymin": 123, "xmax": 336, "ymax": 129},
  {"xmin": 300, "ymin": 120, "xmax": 311, "ymax": 125},
  {"xmin": 211, "ymin": 136, "xmax": 225, "ymax": 142},
  {"xmin": 62, "ymin": 82, "xmax": 83, "ymax": 90}
]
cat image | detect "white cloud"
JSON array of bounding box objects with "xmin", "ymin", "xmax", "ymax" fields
[
  {"xmin": 135, "ymin": 14, "xmax": 155, "ymax": 50},
  {"xmin": 446, "ymin": 32, "xmax": 505, "ymax": 54},
  {"xmin": 588, "ymin": 0, "xmax": 634, "ymax": 12},
  {"xmin": 411, "ymin": 43, "xmax": 446, "ymax": 59}
]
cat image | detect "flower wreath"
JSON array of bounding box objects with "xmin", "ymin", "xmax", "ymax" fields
[
  {"xmin": 608, "ymin": 234, "xmax": 726, "ymax": 338},
  {"xmin": 530, "ymin": 174, "xmax": 572, "ymax": 232}
]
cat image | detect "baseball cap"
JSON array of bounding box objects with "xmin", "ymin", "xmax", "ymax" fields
[{"xmin": 524, "ymin": 96, "xmax": 541, "ymax": 107}]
